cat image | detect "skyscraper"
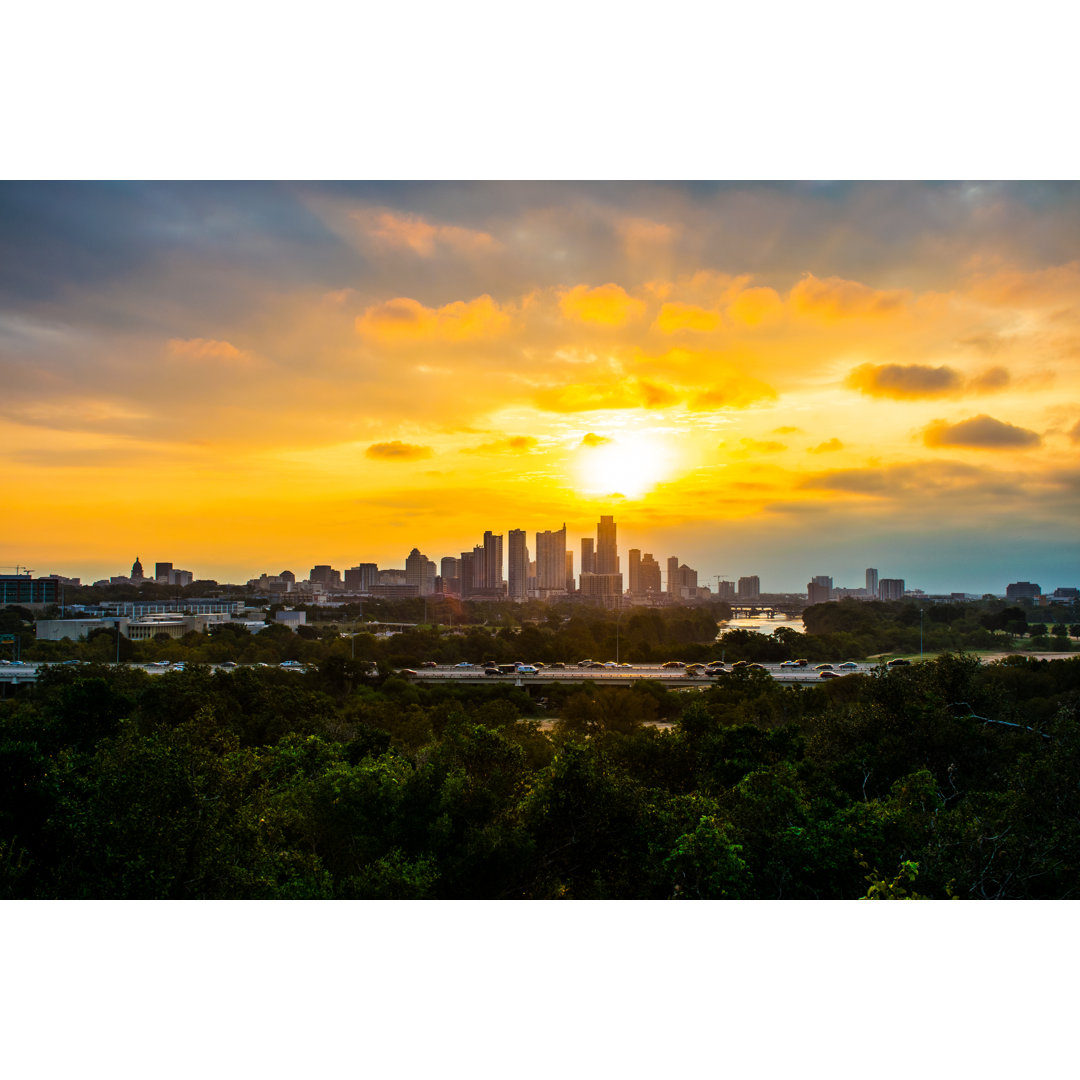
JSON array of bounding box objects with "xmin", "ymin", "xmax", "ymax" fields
[
  {"xmin": 581, "ymin": 538, "xmax": 595, "ymax": 575},
  {"xmin": 482, "ymin": 531, "xmax": 503, "ymax": 590},
  {"xmin": 405, "ymin": 548, "xmax": 437, "ymax": 595},
  {"xmin": 628, "ymin": 549, "xmax": 641, "ymax": 596},
  {"xmin": 865, "ymin": 568, "xmax": 879, "ymax": 596},
  {"xmin": 508, "ymin": 530, "xmax": 528, "ymax": 600},
  {"xmin": 596, "ymin": 515, "xmax": 618, "ymax": 574},
  {"xmin": 667, "ymin": 556, "xmax": 679, "ymax": 596},
  {"xmin": 535, "ymin": 524, "xmax": 567, "ymax": 595},
  {"xmin": 738, "ymin": 575, "xmax": 760, "ymax": 601}
]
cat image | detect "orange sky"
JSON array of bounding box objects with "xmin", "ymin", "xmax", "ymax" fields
[{"xmin": 3, "ymin": 182, "xmax": 1077, "ymax": 593}]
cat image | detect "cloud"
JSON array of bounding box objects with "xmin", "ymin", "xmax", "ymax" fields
[
  {"xmin": 847, "ymin": 362, "xmax": 963, "ymax": 399},
  {"xmin": 1070, "ymin": 420, "xmax": 1080, "ymax": 445},
  {"xmin": 726, "ymin": 286, "xmax": 784, "ymax": 326},
  {"xmin": 581, "ymin": 433, "xmax": 611, "ymax": 447},
  {"xmin": 968, "ymin": 366, "xmax": 1011, "ymax": 393},
  {"xmin": 461, "ymin": 435, "xmax": 538, "ymax": 455},
  {"xmin": 352, "ymin": 209, "xmax": 499, "ymax": 257},
  {"xmin": 731, "ymin": 438, "xmax": 787, "ymax": 457},
  {"xmin": 652, "ymin": 302, "xmax": 722, "ymax": 334},
  {"xmin": 808, "ymin": 438, "xmax": 844, "ymax": 453},
  {"xmin": 773, "ymin": 426, "xmax": 801, "ymax": 435},
  {"xmin": 167, "ymin": 338, "xmax": 254, "ymax": 367},
  {"xmin": 365, "ymin": 441, "xmax": 433, "ymax": 461},
  {"xmin": 559, "ymin": 283, "xmax": 646, "ymax": 327},
  {"xmin": 923, "ymin": 414, "xmax": 1042, "ymax": 449},
  {"xmin": 533, "ymin": 378, "xmax": 678, "ymax": 413},
  {"xmin": 789, "ymin": 274, "xmax": 908, "ymax": 320},
  {"xmin": 691, "ymin": 377, "xmax": 778, "ymax": 410},
  {"xmin": 355, "ymin": 294, "xmax": 512, "ymax": 343},
  {"xmin": 617, "ymin": 216, "xmax": 679, "ymax": 258}
]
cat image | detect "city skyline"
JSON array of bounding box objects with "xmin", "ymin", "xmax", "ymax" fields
[{"xmin": 3, "ymin": 182, "xmax": 1078, "ymax": 594}]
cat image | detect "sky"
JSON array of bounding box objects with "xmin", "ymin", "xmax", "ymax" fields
[{"xmin": 3, "ymin": 180, "xmax": 1078, "ymax": 594}]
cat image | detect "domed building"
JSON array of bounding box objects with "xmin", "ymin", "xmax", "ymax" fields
[{"xmin": 131, "ymin": 556, "xmax": 144, "ymax": 582}]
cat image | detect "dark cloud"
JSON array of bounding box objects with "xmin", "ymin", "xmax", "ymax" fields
[
  {"xmin": 364, "ymin": 441, "xmax": 433, "ymax": 461},
  {"xmin": 846, "ymin": 362, "xmax": 962, "ymax": 398},
  {"xmin": 923, "ymin": 414, "xmax": 1042, "ymax": 449},
  {"xmin": 967, "ymin": 366, "xmax": 1012, "ymax": 393}
]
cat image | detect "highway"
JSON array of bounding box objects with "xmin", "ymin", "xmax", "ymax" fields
[{"xmin": 0, "ymin": 660, "xmax": 883, "ymax": 687}]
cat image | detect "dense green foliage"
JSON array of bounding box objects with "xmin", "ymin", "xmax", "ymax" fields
[{"xmin": 3, "ymin": 651, "xmax": 1079, "ymax": 899}]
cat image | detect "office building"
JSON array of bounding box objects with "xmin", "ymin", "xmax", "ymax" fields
[
  {"xmin": 812, "ymin": 575, "xmax": 833, "ymax": 590},
  {"xmin": 639, "ymin": 554, "xmax": 662, "ymax": 598},
  {"xmin": 628, "ymin": 549, "xmax": 640, "ymax": 596},
  {"xmin": 508, "ymin": 531, "xmax": 528, "ymax": 600},
  {"xmin": 581, "ymin": 538, "xmax": 595, "ymax": 575},
  {"xmin": 0, "ymin": 575, "xmax": 60, "ymax": 606},
  {"xmin": 807, "ymin": 581, "xmax": 831, "ymax": 604},
  {"xmin": 878, "ymin": 578, "xmax": 905, "ymax": 600},
  {"xmin": 579, "ymin": 572, "xmax": 624, "ymax": 607},
  {"xmin": 716, "ymin": 580, "xmax": 736, "ymax": 601},
  {"xmin": 667, "ymin": 556, "xmax": 679, "ymax": 597},
  {"xmin": 1006, "ymin": 581, "xmax": 1041, "ymax": 601},
  {"xmin": 596, "ymin": 515, "xmax": 619, "ymax": 574},
  {"xmin": 865, "ymin": 568, "xmax": 879, "ymax": 596},
  {"xmin": 482, "ymin": 531, "xmax": 503, "ymax": 590},
  {"xmin": 405, "ymin": 548, "xmax": 437, "ymax": 596},
  {"xmin": 535, "ymin": 524, "xmax": 567, "ymax": 596},
  {"xmin": 344, "ymin": 564, "xmax": 379, "ymax": 591},
  {"xmin": 565, "ymin": 550, "xmax": 575, "ymax": 593},
  {"xmin": 738, "ymin": 576, "xmax": 760, "ymax": 601},
  {"xmin": 309, "ymin": 565, "xmax": 341, "ymax": 590},
  {"xmin": 155, "ymin": 562, "xmax": 172, "ymax": 582}
]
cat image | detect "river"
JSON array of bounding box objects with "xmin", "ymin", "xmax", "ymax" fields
[{"xmin": 717, "ymin": 613, "xmax": 807, "ymax": 638}]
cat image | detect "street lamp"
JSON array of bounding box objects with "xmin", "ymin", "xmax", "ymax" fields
[
  {"xmin": 920, "ymin": 608, "xmax": 924, "ymax": 660},
  {"xmin": 615, "ymin": 600, "xmax": 623, "ymax": 664}
]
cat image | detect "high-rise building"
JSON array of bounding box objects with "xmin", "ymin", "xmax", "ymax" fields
[
  {"xmin": 581, "ymin": 538, "xmax": 595, "ymax": 575},
  {"xmin": 807, "ymin": 581, "xmax": 831, "ymax": 604},
  {"xmin": 507, "ymin": 531, "xmax": 528, "ymax": 600},
  {"xmin": 565, "ymin": 550, "xmax": 575, "ymax": 592},
  {"xmin": 628, "ymin": 549, "xmax": 641, "ymax": 596},
  {"xmin": 878, "ymin": 578, "xmax": 905, "ymax": 600},
  {"xmin": 535, "ymin": 524, "xmax": 567, "ymax": 595},
  {"xmin": 344, "ymin": 564, "xmax": 378, "ymax": 591},
  {"xmin": 669, "ymin": 562, "xmax": 699, "ymax": 601},
  {"xmin": 440, "ymin": 556, "xmax": 461, "ymax": 595},
  {"xmin": 865, "ymin": 568, "xmax": 878, "ymax": 596},
  {"xmin": 639, "ymin": 554, "xmax": 662, "ymax": 598},
  {"xmin": 482, "ymin": 531, "xmax": 503, "ymax": 590},
  {"xmin": 812, "ymin": 575, "xmax": 833, "ymax": 589},
  {"xmin": 738, "ymin": 576, "xmax": 760, "ymax": 601},
  {"xmin": 131, "ymin": 557, "xmax": 144, "ymax": 582},
  {"xmin": 155, "ymin": 562, "xmax": 172, "ymax": 582},
  {"xmin": 310, "ymin": 565, "xmax": 341, "ymax": 589},
  {"xmin": 459, "ymin": 551, "xmax": 476, "ymax": 597},
  {"xmin": 596, "ymin": 515, "xmax": 618, "ymax": 574},
  {"xmin": 667, "ymin": 556, "xmax": 679, "ymax": 596},
  {"xmin": 405, "ymin": 548, "xmax": 437, "ymax": 595},
  {"xmin": 716, "ymin": 580, "xmax": 735, "ymax": 601}
]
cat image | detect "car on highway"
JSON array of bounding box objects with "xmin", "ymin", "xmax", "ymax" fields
[
  {"xmin": 887, "ymin": 658, "xmax": 912, "ymax": 667},
  {"xmin": 420, "ymin": 661, "xmax": 438, "ymax": 668},
  {"xmin": 221, "ymin": 661, "xmax": 238, "ymax": 668},
  {"xmin": 661, "ymin": 661, "xmax": 685, "ymax": 669},
  {"xmin": 838, "ymin": 662, "xmax": 859, "ymax": 670},
  {"xmin": 706, "ymin": 660, "xmax": 725, "ymax": 669},
  {"xmin": 548, "ymin": 662, "xmax": 566, "ymax": 669},
  {"xmin": 484, "ymin": 667, "xmax": 500, "ymax": 676},
  {"xmin": 577, "ymin": 659, "xmax": 595, "ymax": 667},
  {"xmin": 517, "ymin": 665, "xmax": 539, "ymax": 675},
  {"xmin": 795, "ymin": 659, "xmax": 809, "ymax": 667},
  {"xmin": 454, "ymin": 661, "xmax": 474, "ymax": 668},
  {"xmin": 819, "ymin": 669, "xmax": 843, "ymax": 679},
  {"xmin": 685, "ymin": 664, "xmax": 707, "ymax": 676},
  {"xmin": 398, "ymin": 668, "xmax": 419, "ymax": 677},
  {"xmin": 815, "ymin": 664, "xmax": 834, "ymax": 671},
  {"xmin": 173, "ymin": 663, "xmax": 186, "ymax": 672},
  {"xmin": 779, "ymin": 660, "xmax": 800, "ymax": 668},
  {"xmin": 150, "ymin": 660, "xmax": 171, "ymax": 667}
]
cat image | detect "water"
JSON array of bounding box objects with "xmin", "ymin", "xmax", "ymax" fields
[{"xmin": 718, "ymin": 613, "xmax": 807, "ymax": 638}]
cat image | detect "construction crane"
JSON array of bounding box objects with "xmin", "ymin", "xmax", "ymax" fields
[{"xmin": 1, "ymin": 566, "xmax": 33, "ymax": 576}]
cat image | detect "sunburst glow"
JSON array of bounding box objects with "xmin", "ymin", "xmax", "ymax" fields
[{"xmin": 575, "ymin": 433, "xmax": 675, "ymax": 498}]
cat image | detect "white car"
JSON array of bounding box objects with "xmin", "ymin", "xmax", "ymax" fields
[{"xmin": 517, "ymin": 665, "xmax": 539, "ymax": 675}]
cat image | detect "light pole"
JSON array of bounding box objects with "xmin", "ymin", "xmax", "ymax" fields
[
  {"xmin": 920, "ymin": 608, "xmax": 924, "ymax": 660},
  {"xmin": 615, "ymin": 600, "xmax": 622, "ymax": 664}
]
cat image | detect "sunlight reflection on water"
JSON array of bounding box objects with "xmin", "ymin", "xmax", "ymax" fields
[{"xmin": 718, "ymin": 614, "xmax": 807, "ymax": 638}]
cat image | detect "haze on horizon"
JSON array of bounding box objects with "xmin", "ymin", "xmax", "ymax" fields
[{"xmin": 2, "ymin": 181, "xmax": 1077, "ymax": 595}]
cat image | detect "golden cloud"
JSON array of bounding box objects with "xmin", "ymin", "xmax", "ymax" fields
[
  {"xmin": 365, "ymin": 441, "xmax": 434, "ymax": 461},
  {"xmin": 353, "ymin": 209, "xmax": 499, "ymax": 257},
  {"xmin": 923, "ymin": 414, "xmax": 1042, "ymax": 449},
  {"xmin": 581, "ymin": 433, "xmax": 611, "ymax": 447},
  {"xmin": 559, "ymin": 283, "xmax": 646, "ymax": 327},
  {"xmin": 789, "ymin": 274, "xmax": 908, "ymax": 320},
  {"xmin": 726, "ymin": 286, "xmax": 784, "ymax": 326},
  {"xmin": 691, "ymin": 377, "xmax": 778, "ymax": 410},
  {"xmin": 653, "ymin": 302, "xmax": 722, "ymax": 334},
  {"xmin": 461, "ymin": 435, "xmax": 539, "ymax": 455},
  {"xmin": 355, "ymin": 294, "xmax": 512, "ymax": 343},
  {"xmin": 1070, "ymin": 420, "xmax": 1080, "ymax": 445},
  {"xmin": 808, "ymin": 438, "xmax": 844, "ymax": 453}
]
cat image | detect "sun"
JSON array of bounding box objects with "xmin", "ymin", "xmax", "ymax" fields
[{"xmin": 575, "ymin": 432, "xmax": 675, "ymax": 498}]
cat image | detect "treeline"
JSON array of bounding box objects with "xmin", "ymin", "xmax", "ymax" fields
[{"xmin": 2, "ymin": 653, "xmax": 1079, "ymax": 898}]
